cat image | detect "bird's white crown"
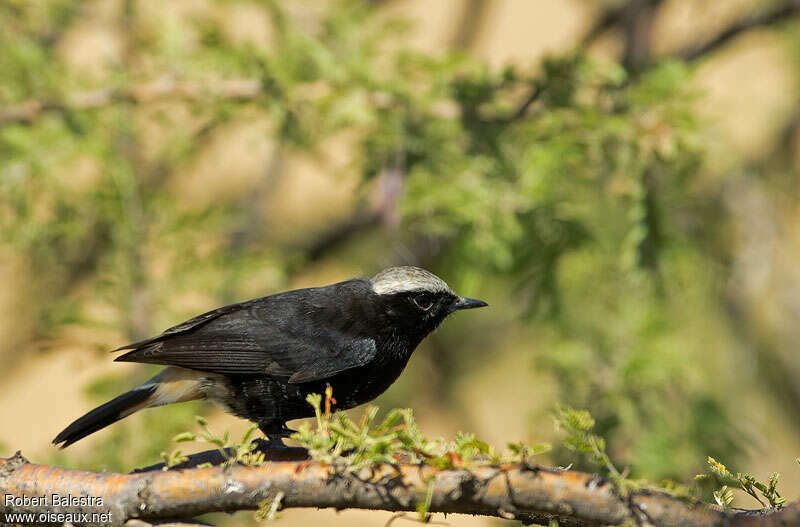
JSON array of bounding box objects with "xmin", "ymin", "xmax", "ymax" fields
[{"xmin": 371, "ymin": 266, "xmax": 452, "ymax": 295}]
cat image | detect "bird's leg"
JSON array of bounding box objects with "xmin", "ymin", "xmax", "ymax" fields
[
  {"xmin": 253, "ymin": 436, "xmax": 287, "ymax": 450},
  {"xmin": 253, "ymin": 422, "xmax": 307, "ymax": 459},
  {"xmin": 256, "ymin": 423, "xmax": 288, "ymax": 449}
]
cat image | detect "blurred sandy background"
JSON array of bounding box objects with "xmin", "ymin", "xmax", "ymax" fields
[{"xmin": 2, "ymin": 1, "xmax": 800, "ymax": 525}]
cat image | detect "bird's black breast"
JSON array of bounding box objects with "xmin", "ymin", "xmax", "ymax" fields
[
  {"xmin": 224, "ymin": 340, "xmax": 415, "ymax": 430},
  {"xmin": 223, "ymin": 281, "xmax": 428, "ymax": 428}
]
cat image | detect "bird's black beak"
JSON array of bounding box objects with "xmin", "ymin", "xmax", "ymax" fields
[{"xmin": 452, "ymin": 296, "xmax": 488, "ymax": 311}]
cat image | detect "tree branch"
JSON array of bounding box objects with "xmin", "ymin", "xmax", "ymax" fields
[
  {"xmin": 621, "ymin": 0, "xmax": 664, "ymax": 72},
  {"xmin": 678, "ymin": 1, "xmax": 800, "ymax": 62},
  {"xmin": 507, "ymin": 0, "xmax": 661, "ymax": 121},
  {"xmin": 0, "ymin": 452, "xmax": 796, "ymax": 527},
  {"xmin": 509, "ymin": 83, "xmax": 543, "ymax": 122},
  {"xmin": 299, "ymin": 207, "xmax": 382, "ymax": 264},
  {"xmin": 0, "ymin": 77, "xmax": 263, "ymax": 126},
  {"xmin": 449, "ymin": 0, "xmax": 493, "ymax": 51},
  {"xmin": 580, "ymin": 4, "xmax": 626, "ymax": 48}
]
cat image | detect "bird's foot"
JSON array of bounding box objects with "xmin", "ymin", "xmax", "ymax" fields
[
  {"xmin": 254, "ymin": 436, "xmax": 290, "ymax": 449},
  {"xmin": 256, "ymin": 425, "xmax": 296, "ymax": 444},
  {"xmin": 252, "ymin": 426, "xmax": 308, "ymax": 460},
  {"xmin": 251, "ymin": 437, "xmax": 308, "ymax": 461}
]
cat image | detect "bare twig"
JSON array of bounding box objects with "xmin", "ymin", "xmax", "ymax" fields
[
  {"xmin": 508, "ymin": 0, "xmax": 662, "ymax": 121},
  {"xmin": 621, "ymin": 0, "xmax": 664, "ymax": 72},
  {"xmin": 1, "ymin": 452, "xmax": 797, "ymax": 527},
  {"xmin": 678, "ymin": 1, "xmax": 800, "ymax": 62},
  {"xmin": 580, "ymin": 4, "xmax": 627, "ymax": 48},
  {"xmin": 509, "ymin": 83, "xmax": 543, "ymax": 122},
  {"xmin": 297, "ymin": 206, "xmax": 381, "ymax": 264},
  {"xmin": 449, "ymin": 0, "xmax": 493, "ymax": 51}
]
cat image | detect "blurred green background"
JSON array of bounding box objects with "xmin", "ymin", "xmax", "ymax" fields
[{"xmin": 2, "ymin": 0, "xmax": 800, "ymax": 525}]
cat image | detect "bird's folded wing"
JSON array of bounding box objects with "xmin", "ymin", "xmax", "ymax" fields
[
  {"xmin": 282, "ymin": 338, "xmax": 377, "ymax": 384},
  {"xmin": 113, "ymin": 303, "xmax": 377, "ymax": 383},
  {"xmin": 111, "ymin": 300, "xmax": 255, "ymax": 352}
]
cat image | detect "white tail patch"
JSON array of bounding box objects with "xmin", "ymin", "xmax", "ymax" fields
[{"xmin": 120, "ymin": 367, "xmax": 213, "ymax": 417}]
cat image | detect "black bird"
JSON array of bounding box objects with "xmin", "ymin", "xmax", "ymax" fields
[{"xmin": 53, "ymin": 266, "xmax": 487, "ymax": 448}]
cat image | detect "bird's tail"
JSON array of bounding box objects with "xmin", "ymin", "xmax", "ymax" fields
[{"xmin": 52, "ymin": 367, "xmax": 206, "ymax": 448}]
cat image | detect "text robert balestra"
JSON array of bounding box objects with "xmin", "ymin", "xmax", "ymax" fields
[{"xmin": 4, "ymin": 493, "xmax": 105, "ymax": 507}]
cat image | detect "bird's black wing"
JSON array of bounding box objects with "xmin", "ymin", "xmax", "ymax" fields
[
  {"xmin": 113, "ymin": 281, "xmax": 378, "ymax": 384},
  {"xmin": 112, "ymin": 301, "xmax": 252, "ymax": 352}
]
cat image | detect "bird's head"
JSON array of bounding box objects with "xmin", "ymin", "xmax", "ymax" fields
[{"xmin": 371, "ymin": 266, "xmax": 487, "ymax": 331}]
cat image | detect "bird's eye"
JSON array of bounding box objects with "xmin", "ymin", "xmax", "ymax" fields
[{"xmin": 413, "ymin": 293, "xmax": 434, "ymax": 311}]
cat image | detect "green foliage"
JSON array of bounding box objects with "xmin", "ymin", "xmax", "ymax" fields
[
  {"xmin": 159, "ymin": 448, "xmax": 188, "ymax": 469},
  {"xmin": 696, "ymin": 457, "xmax": 787, "ymax": 510},
  {"xmin": 170, "ymin": 417, "xmax": 266, "ymax": 468},
  {"xmin": 255, "ymin": 492, "xmax": 284, "ymax": 522},
  {"xmin": 555, "ymin": 407, "xmax": 800, "ymax": 509},
  {"xmin": 290, "ymin": 387, "xmax": 550, "ymax": 473},
  {"xmin": 556, "ymin": 407, "xmax": 792, "ymax": 510},
  {"xmin": 538, "ymin": 250, "xmax": 745, "ymax": 479},
  {"xmin": 161, "ymin": 401, "xmax": 792, "ymax": 515},
  {"xmin": 555, "ymin": 406, "xmax": 638, "ymax": 494},
  {"xmin": 416, "ymin": 477, "xmax": 435, "ymax": 522},
  {"xmin": 713, "ymin": 486, "xmax": 735, "ymax": 509}
]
